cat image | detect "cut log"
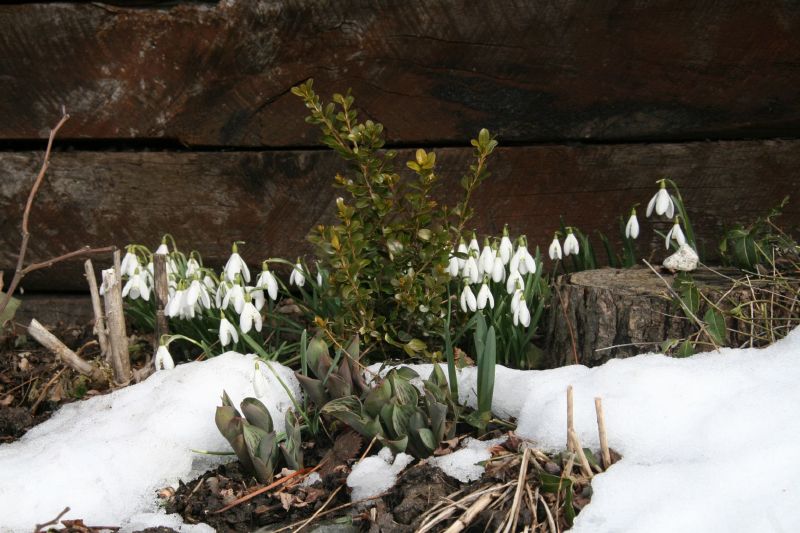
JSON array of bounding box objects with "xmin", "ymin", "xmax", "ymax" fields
[
  {"xmin": 2, "ymin": 141, "xmax": 798, "ymax": 291},
  {"xmin": 544, "ymin": 266, "xmax": 799, "ymax": 368},
  {"xmin": 2, "ymin": 1, "xmax": 800, "ymax": 145}
]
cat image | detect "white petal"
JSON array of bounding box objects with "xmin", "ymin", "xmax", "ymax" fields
[
  {"xmin": 655, "ymin": 189, "xmax": 671, "ymax": 216},
  {"xmin": 219, "ymin": 319, "xmax": 231, "ymax": 346},
  {"xmin": 240, "ymin": 305, "xmax": 254, "ymax": 333},
  {"xmin": 267, "ymin": 273, "xmax": 278, "ymax": 301},
  {"xmin": 548, "ymin": 239, "xmax": 562, "ymax": 261},
  {"xmin": 665, "ymin": 226, "xmax": 674, "ymax": 249},
  {"xmin": 460, "ymin": 287, "xmax": 468, "ymax": 313},
  {"xmin": 646, "ymin": 193, "xmax": 657, "ymax": 217},
  {"xmin": 491, "ymin": 257, "xmax": 505, "ymax": 283},
  {"xmin": 448, "ymin": 256, "xmax": 460, "ymax": 278},
  {"xmin": 155, "ymin": 345, "xmax": 175, "ymax": 370},
  {"xmin": 523, "ymin": 251, "xmax": 536, "ymax": 274},
  {"xmin": 499, "ymin": 236, "xmax": 513, "ymax": 265},
  {"xmin": 466, "ymin": 288, "xmax": 477, "ymax": 312}
]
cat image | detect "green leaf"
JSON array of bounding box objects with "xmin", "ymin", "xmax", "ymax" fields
[
  {"xmin": 676, "ymin": 339, "xmax": 695, "ymax": 358},
  {"xmin": 703, "ymin": 308, "xmax": 727, "ymax": 346},
  {"xmin": 679, "ymin": 283, "xmax": 700, "ymax": 317},
  {"xmin": 240, "ymin": 397, "xmax": 274, "ymax": 433},
  {"xmin": 0, "ymin": 292, "xmax": 20, "ymax": 326}
]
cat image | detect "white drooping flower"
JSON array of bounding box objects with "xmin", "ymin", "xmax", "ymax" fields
[
  {"xmin": 563, "ymin": 229, "xmax": 580, "ymax": 256},
  {"xmin": 256, "ymin": 266, "xmax": 279, "ymax": 301},
  {"xmin": 165, "ymin": 288, "xmax": 184, "ymax": 318},
  {"xmin": 224, "ymin": 242, "xmax": 250, "ymax": 283},
  {"xmin": 625, "ymin": 210, "xmax": 640, "ymax": 239},
  {"xmin": 154, "ymin": 344, "xmax": 175, "ymax": 371},
  {"xmin": 185, "ymin": 257, "xmax": 201, "ymax": 277},
  {"xmin": 253, "ymin": 362, "xmax": 269, "ymax": 398},
  {"xmin": 548, "ymin": 235, "xmax": 563, "ymax": 261},
  {"xmin": 457, "ymin": 238, "xmax": 469, "ymax": 269},
  {"xmin": 239, "ymin": 297, "xmax": 262, "ymax": 333},
  {"xmin": 186, "ymin": 278, "xmax": 211, "ymax": 309},
  {"xmin": 289, "ymin": 261, "xmax": 306, "ymax": 288},
  {"xmin": 462, "ymin": 252, "xmax": 480, "ymax": 284},
  {"xmin": 249, "ymin": 288, "xmax": 266, "ymax": 311},
  {"xmin": 646, "ymin": 180, "xmax": 675, "ymax": 219},
  {"xmin": 202, "ymin": 274, "xmax": 216, "ymax": 291},
  {"xmin": 154, "ymin": 239, "xmax": 177, "ymax": 275},
  {"xmin": 215, "ymin": 280, "xmax": 230, "ymax": 309},
  {"xmin": 222, "ymin": 283, "xmax": 246, "ymax": 314},
  {"xmin": 499, "ymin": 225, "xmax": 514, "ymax": 265},
  {"xmin": 513, "ymin": 295, "xmax": 531, "ymax": 327},
  {"xmin": 155, "ymin": 242, "xmax": 169, "ymax": 256},
  {"xmin": 121, "ymin": 269, "xmax": 150, "ymax": 301},
  {"xmin": 491, "ymin": 256, "xmax": 505, "ymax": 283},
  {"xmin": 468, "ymin": 233, "xmax": 480, "ymax": 255},
  {"xmin": 460, "ymin": 282, "xmax": 477, "ymax": 313},
  {"xmin": 479, "ymin": 239, "xmax": 495, "ymax": 275},
  {"xmin": 514, "ymin": 241, "xmax": 536, "ymax": 275},
  {"xmin": 506, "ymin": 268, "xmax": 523, "ymax": 295},
  {"xmin": 665, "ymin": 218, "xmax": 687, "ymax": 249},
  {"xmin": 448, "ymin": 255, "xmax": 460, "ymax": 278},
  {"xmin": 219, "ymin": 315, "xmax": 238, "ymax": 347},
  {"xmin": 476, "ymin": 280, "xmax": 494, "ymax": 310},
  {"xmin": 120, "ymin": 249, "xmax": 140, "ymax": 278}
]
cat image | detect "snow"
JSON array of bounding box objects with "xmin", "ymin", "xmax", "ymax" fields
[
  {"xmin": 429, "ymin": 437, "xmax": 506, "ymax": 482},
  {"xmin": 2, "ymin": 330, "xmax": 800, "ymax": 532},
  {"xmin": 0, "ymin": 353, "xmax": 299, "ymax": 533},
  {"xmin": 347, "ymin": 447, "xmax": 413, "ymax": 502}
]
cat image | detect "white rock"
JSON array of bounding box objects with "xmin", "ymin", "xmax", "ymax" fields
[{"xmin": 663, "ymin": 243, "xmax": 699, "ymax": 272}]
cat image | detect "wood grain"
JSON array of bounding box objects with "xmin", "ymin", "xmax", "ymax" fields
[
  {"xmin": 1, "ymin": 140, "xmax": 798, "ymax": 290},
  {"xmin": 2, "ymin": 1, "xmax": 800, "ymax": 145}
]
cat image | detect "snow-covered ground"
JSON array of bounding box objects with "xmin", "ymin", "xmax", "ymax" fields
[{"xmin": 1, "ymin": 330, "xmax": 799, "ymax": 532}]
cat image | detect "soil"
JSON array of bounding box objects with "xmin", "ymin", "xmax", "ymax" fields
[{"xmin": 166, "ymin": 434, "xmax": 598, "ymax": 532}]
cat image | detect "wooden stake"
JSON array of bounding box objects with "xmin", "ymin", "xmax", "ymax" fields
[
  {"xmin": 595, "ymin": 397, "xmax": 612, "ymax": 470},
  {"xmin": 83, "ymin": 259, "xmax": 109, "ymax": 360},
  {"xmin": 152, "ymin": 253, "xmax": 169, "ymax": 353},
  {"xmin": 566, "ymin": 385, "xmax": 574, "ymax": 451},
  {"xmin": 103, "ymin": 258, "xmax": 130, "ymax": 385},
  {"xmin": 568, "ymin": 429, "xmax": 594, "ymax": 479},
  {"xmin": 28, "ymin": 319, "xmax": 106, "ymax": 384}
]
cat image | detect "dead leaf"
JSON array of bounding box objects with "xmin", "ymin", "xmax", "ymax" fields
[
  {"xmin": 219, "ymin": 487, "xmax": 236, "ymax": 505},
  {"xmin": 319, "ymin": 430, "xmax": 363, "ymax": 479},
  {"xmin": 278, "ymin": 491, "xmax": 296, "ymax": 511},
  {"xmin": 17, "ymin": 358, "xmax": 30, "ymax": 372},
  {"xmin": 157, "ymin": 487, "xmax": 175, "ymax": 499},
  {"xmin": 0, "ymin": 395, "xmax": 13, "ymax": 407}
]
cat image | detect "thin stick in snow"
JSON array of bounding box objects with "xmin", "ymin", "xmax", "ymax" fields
[
  {"xmin": 566, "ymin": 385, "xmax": 574, "ymax": 452},
  {"xmin": 84, "ymin": 259, "xmax": 109, "ymax": 360},
  {"xmin": 28, "ymin": 319, "xmax": 106, "ymax": 384},
  {"xmin": 568, "ymin": 428, "xmax": 594, "ymax": 479},
  {"xmin": 595, "ymin": 397, "xmax": 612, "ymax": 470},
  {"xmin": 103, "ymin": 257, "xmax": 131, "ymax": 385}
]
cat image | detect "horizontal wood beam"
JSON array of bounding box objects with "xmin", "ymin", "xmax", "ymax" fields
[
  {"xmin": 1, "ymin": 1, "xmax": 800, "ymax": 146},
  {"xmin": 1, "ymin": 141, "xmax": 798, "ymax": 291}
]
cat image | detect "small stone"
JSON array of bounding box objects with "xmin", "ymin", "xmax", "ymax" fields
[{"xmin": 663, "ymin": 244, "xmax": 699, "ymax": 272}]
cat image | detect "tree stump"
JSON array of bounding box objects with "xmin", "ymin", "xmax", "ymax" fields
[{"xmin": 543, "ymin": 266, "xmax": 796, "ymax": 368}]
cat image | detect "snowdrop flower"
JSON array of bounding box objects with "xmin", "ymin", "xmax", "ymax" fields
[
  {"xmin": 646, "ymin": 179, "xmax": 675, "ymax": 219},
  {"xmin": 120, "ymin": 248, "xmax": 139, "ymax": 278},
  {"xmin": 625, "ymin": 209, "xmax": 640, "ymax": 239},
  {"xmin": 476, "ymin": 279, "xmax": 494, "ymax": 310},
  {"xmin": 563, "ymin": 229, "xmax": 580, "ymax": 256},
  {"xmin": 218, "ymin": 313, "xmax": 238, "ymax": 347},
  {"xmin": 165, "ymin": 287, "xmax": 184, "ymax": 317},
  {"xmin": 468, "ymin": 232, "xmax": 480, "ymax": 255},
  {"xmin": 511, "ymin": 238, "xmax": 536, "ymax": 275},
  {"xmin": 499, "ymin": 225, "xmax": 514, "ymax": 265},
  {"xmin": 253, "ymin": 362, "xmax": 269, "ymax": 397},
  {"xmin": 154, "ymin": 238, "xmax": 178, "ymax": 275},
  {"xmin": 548, "ymin": 234, "xmax": 563, "ymax": 261},
  {"xmin": 249, "ymin": 288, "xmax": 266, "ymax": 311},
  {"xmin": 456, "ymin": 238, "xmax": 469, "ymax": 269},
  {"xmin": 462, "ymin": 252, "xmax": 480, "ymax": 284},
  {"xmin": 316, "ymin": 263, "xmax": 324, "ymax": 286},
  {"xmin": 506, "ymin": 268, "xmax": 523, "ymax": 295},
  {"xmin": 665, "ymin": 218, "xmax": 687, "ymax": 249},
  {"xmin": 185, "ymin": 256, "xmax": 201, "ymax": 277},
  {"xmin": 255, "ymin": 264, "xmax": 279, "ymax": 301},
  {"xmin": 122, "ymin": 269, "xmax": 150, "ymax": 301},
  {"xmin": 491, "ymin": 255, "xmax": 505, "ymax": 283},
  {"xmin": 202, "ymin": 274, "xmax": 216, "ymax": 292},
  {"xmin": 448, "ymin": 254, "xmax": 460, "ymax": 278},
  {"xmin": 510, "ymin": 285, "xmax": 523, "ymax": 314},
  {"xmin": 215, "ymin": 280, "xmax": 230, "ymax": 309},
  {"xmin": 239, "ymin": 294, "xmax": 262, "ymax": 333},
  {"xmin": 222, "ymin": 281, "xmax": 246, "ymax": 314},
  {"xmin": 289, "ymin": 260, "xmax": 306, "ymax": 288},
  {"xmin": 155, "ymin": 241, "xmax": 169, "ymax": 256},
  {"xmin": 513, "ymin": 295, "xmax": 531, "ymax": 328},
  {"xmin": 479, "ymin": 239, "xmax": 495, "ymax": 274},
  {"xmin": 460, "ymin": 281, "xmax": 477, "ymax": 313},
  {"xmin": 224, "ymin": 242, "xmax": 250, "ymax": 283},
  {"xmin": 154, "ymin": 343, "xmax": 175, "ymax": 371}
]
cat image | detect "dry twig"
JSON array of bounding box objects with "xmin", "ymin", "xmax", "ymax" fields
[
  {"xmin": 84, "ymin": 259, "xmax": 109, "ymax": 360},
  {"xmin": 28, "ymin": 319, "xmax": 106, "ymax": 384},
  {"xmin": 34, "ymin": 506, "xmax": 70, "ymax": 532},
  {"xmin": 594, "ymin": 397, "xmax": 611, "ymax": 469}
]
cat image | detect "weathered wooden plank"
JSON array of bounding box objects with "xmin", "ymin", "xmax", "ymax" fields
[
  {"xmin": 1, "ymin": 141, "xmax": 798, "ymax": 290},
  {"xmin": 2, "ymin": 1, "xmax": 800, "ymax": 145}
]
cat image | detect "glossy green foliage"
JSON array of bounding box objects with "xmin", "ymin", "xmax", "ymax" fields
[{"xmin": 291, "ymin": 80, "xmax": 497, "ymax": 352}]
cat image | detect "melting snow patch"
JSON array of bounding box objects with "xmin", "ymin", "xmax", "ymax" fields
[
  {"xmin": 429, "ymin": 437, "xmax": 506, "ymax": 483},
  {"xmin": 347, "ymin": 447, "xmax": 414, "ymax": 503},
  {"xmin": 0, "ymin": 352, "xmax": 299, "ymax": 533}
]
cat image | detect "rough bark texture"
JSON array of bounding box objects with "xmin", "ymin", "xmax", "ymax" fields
[
  {"xmin": 543, "ymin": 266, "xmax": 798, "ymax": 368},
  {"xmin": 2, "ymin": 1, "xmax": 800, "ymax": 145},
  {"xmin": 2, "ymin": 141, "xmax": 798, "ymax": 290}
]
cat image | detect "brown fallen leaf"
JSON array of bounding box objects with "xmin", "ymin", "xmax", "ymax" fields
[{"xmin": 0, "ymin": 395, "xmax": 13, "ymax": 407}]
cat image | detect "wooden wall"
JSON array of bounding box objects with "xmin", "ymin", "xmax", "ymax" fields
[{"xmin": 1, "ymin": 0, "xmax": 799, "ymax": 291}]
